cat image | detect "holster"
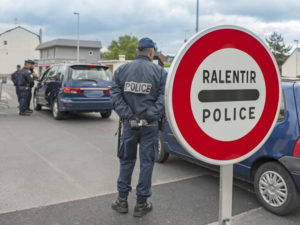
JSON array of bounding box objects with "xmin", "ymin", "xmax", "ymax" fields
[
  {"xmin": 158, "ymin": 115, "xmax": 166, "ymax": 131},
  {"xmin": 117, "ymin": 118, "xmax": 123, "ymax": 157}
]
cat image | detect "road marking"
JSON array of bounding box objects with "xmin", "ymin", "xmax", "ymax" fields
[
  {"xmin": 86, "ymin": 125, "xmax": 111, "ymax": 131},
  {"xmin": 85, "ymin": 141, "xmax": 103, "ymax": 153}
]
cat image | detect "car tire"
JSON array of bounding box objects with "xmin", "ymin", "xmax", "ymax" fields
[
  {"xmin": 156, "ymin": 134, "xmax": 169, "ymax": 163},
  {"xmin": 254, "ymin": 161, "xmax": 300, "ymax": 215},
  {"xmin": 33, "ymin": 95, "xmax": 42, "ymax": 111},
  {"xmin": 101, "ymin": 110, "xmax": 112, "ymax": 119},
  {"xmin": 52, "ymin": 99, "xmax": 64, "ymax": 120}
]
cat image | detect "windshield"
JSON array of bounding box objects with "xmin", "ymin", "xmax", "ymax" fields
[{"xmin": 70, "ymin": 66, "xmax": 112, "ymax": 82}]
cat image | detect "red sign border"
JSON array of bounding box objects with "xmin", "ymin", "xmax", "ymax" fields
[{"xmin": 165, "ymin": 25, "xmax": 281, "ymax": 165}]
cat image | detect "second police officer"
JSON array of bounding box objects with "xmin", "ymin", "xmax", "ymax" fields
[
  {"xmin": 15, "ymin": 60, "xmax": 34, "ymax": 116},
  {"xmin": 110, "ymin": 38, "xmax": 167, "ymax": 217},
  {"xmin": 11, "ymin": 64, "xmax": 21, "ymax": 105},
  {"xmin": 26, "ymin": 60, "xmax": 38, "ymax": 113}
]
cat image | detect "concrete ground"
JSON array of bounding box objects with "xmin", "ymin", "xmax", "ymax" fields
[{"xmin": 0, "ymin": 83, "xmax": 300, "ymax": 225}]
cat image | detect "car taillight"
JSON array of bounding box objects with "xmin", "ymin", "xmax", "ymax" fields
[
  {"xmin": 87, "ymin": 64, "xmax": 96, "ymax": 67},
  {"xmin": 63, "ymin": 87, "xmax": 84, "ymax": 94},
  {"xmin": 104, "ymin": 88, "xmax": 110, "ymax": 95},
  {"xmin": 293, "ymin": 138, "xmax": 300, "ymax": 157}
]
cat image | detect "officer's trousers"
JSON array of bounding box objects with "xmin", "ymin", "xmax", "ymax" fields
[
  {"xmin": 18, "ymin": 86, "xmax": 28, "ymax": 113},
  {"xmin": 15, "ymin": 86, "xmax": 20, "ymax": 103},
  {"xmin": 117, "ymin": 121, "xmax": 158, "ymax": 203},
  {"xmin": 27, "ymin": 88, "xmax": 32, "ymax": 109}
]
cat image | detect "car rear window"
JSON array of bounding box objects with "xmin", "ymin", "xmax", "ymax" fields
[
  {"xmin": 278, "ymin": 91, "xmax": 286, "ymax": 122},
  {"xmin": 70, "ymin": 66, "xmax": 112, "ymax": 82}
]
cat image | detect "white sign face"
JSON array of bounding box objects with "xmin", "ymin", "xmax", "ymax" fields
[{"xmin": 190, "ymin": 48, "xmax": 266, "ymax": 141}]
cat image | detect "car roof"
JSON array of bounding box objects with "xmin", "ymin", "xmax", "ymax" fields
[
  {"xmin": 281, "ymin": 77, "xmax": 300, "ymax": 83},
  {"xmin": 50, "ymin": 63, "xmax": 108, "ymax": 69}
]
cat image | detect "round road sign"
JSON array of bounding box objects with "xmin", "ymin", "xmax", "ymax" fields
[{"xmin": 165, "ymin": 25, "xmax": 281, "ymax": 165}]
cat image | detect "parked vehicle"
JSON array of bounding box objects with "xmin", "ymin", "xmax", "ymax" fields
[
  {"xmin": 33, "ymin": 63, "xmax": 113, "ymax": 120},
  {"xmin": 159, "ymin": 79, "xmax": 300, "ymax": 215}
]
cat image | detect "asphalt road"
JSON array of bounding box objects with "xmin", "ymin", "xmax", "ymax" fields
[{"xmin": 0, "ymin": 84, "xmax": 300, "ymax": 225}]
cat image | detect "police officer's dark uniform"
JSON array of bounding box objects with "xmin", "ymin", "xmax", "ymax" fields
[
  {"xmin": 15, "ymin": 65, "xmax": 34, "ymax": 116},
  {"xmin": 11, "ymin": 65, "xmax": 21, "ymax": 104},
  {"xmin": 111, "ymin": 38, "xmax": 167, "ymax": 217}
]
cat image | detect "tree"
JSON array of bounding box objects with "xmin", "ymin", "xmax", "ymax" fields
[
  {"xmin": 265, "ymin": 32, "xmax": 292, "ymax": 74},
  {"xmin": 101, "ymin": 35, "xmax": 138, "ymax": 60}
]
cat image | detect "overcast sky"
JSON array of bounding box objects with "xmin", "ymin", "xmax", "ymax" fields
[{"xmin": 1, "ymin": 0, "xmax": 300, "ymax": 54}]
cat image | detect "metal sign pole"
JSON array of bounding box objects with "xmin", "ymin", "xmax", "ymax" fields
[
  {"xmin": 219, "ymin": 164, "xmax": 233, "ymax": 225},
  {"xmin": 0, "ymin": 78, "xmax": 3, "ymax": 100}
]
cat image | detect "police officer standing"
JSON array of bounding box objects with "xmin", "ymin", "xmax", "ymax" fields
[
  {"xmin": 111, "ymin": 38, "xmax": 167, "ymax": 217},
  {"xmin": 15, "ymin": 61, "xmax": 34, "ymax": 116},
  {"xmin": 25, "ymin": 60, "xmax": 38, "ymax": 112},
  {"xmin": 11, "ymin": 64, "xmax": 21, "ymax": 104}
]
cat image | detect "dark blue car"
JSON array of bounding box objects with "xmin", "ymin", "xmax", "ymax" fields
[
  {"xmin": 159, "ymin": 79, "xmax": 300, "ymax": 215},
  {"xmin": 33, "ymin": 63, "xmax": 113, "ymax": 120}
]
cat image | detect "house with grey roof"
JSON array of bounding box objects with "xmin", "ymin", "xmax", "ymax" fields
[{"xmin": 36, "ymin": 39, "xmax": 102, "ymax": 68}]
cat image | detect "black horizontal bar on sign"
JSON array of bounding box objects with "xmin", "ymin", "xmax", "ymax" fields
[{"xmin": 198, "ymin": 89, "xmax": 260, "ymax": 103}]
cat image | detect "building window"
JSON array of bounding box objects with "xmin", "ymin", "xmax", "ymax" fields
[
  {"xmin": 89, "ymin": 51, "xmax": 93, "ymax": 56},
  {"xmin": 3, "ymin": 41, "xmax": 7, "ymax": 45}
]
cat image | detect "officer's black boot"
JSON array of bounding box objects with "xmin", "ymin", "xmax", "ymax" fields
[
  {"xmin": 111, "ymin": 197, "xmax": 128, "ymax": 214},
  {"xmin": 26, "ymin": 109, "xmax": 33, "ymax": 113},
  {"xmin": 133, "ymin": 201, "xmax": 152, "ymax": 217},
  {"xmin": 19, "ymin": 111, "xmax": 30, "ymax": 116}
]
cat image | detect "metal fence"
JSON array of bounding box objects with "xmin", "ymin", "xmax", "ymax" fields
[{"xmin": 0, "ymin": 75, "xmax": 9, "ymax": 115}]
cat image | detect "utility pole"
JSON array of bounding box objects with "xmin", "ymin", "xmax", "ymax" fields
[
  {"xmin": 295, "ymin": 40, "xmax": 299, "ymax": 77},
  {"xmin": 74, "ymin": 12, "xmax": 80, "ymax": 63},
  {"xmin": 196, "ymin": 0, "xmax": 199, "ymax": 33}
]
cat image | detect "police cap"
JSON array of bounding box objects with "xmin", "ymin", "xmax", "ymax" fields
[
  {"xmin": 137, "ymin": 37, "xmax": 157, "ymax": 51},
  {"xmin": 25, "ymin": 60, "xmax": 35, "ymax": 65}
]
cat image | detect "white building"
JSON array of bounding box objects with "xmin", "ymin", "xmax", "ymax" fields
[
  {"xmin": 0, "ymin": 26, "xmax": 41, "ymax": 75},
  {"xmin": 282, "ymin": 48, "xmax": 300, "ymax": 77}
]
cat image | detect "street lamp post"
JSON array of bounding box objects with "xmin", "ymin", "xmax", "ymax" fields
[
  {"xmin": 196, "ymin": 0, "xmax": 199, "ymax": 33},
  {"xmin": 74, "ymin": 12, "xmax": 80, "ymax": 63},
  {"xmin": 295, "ymin": 40, "xmax": 299, "ymax": 77}
]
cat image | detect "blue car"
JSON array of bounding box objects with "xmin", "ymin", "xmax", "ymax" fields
[
  {"xmin": 33, "ymin": 63, "xmax": 113, "ymax": 120},
  {"xmin": 159, "ymin": 79, "xmax": 300, "ymax": 215}
]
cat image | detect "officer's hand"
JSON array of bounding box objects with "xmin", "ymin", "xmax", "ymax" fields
[{"xmin": 141, "ymin": 114, "xmax": 152, "ymax": 123}]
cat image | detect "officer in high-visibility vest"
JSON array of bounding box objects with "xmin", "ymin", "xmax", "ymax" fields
[{"xmin": 111, "ymin": 38, "xmax": 167, "ymax": 217}]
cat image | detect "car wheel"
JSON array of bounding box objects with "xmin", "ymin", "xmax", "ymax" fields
[
  {"xmin": 156, "ymin": 134, "xmax": 169, "ymax": 163},
  {"xmin": 254, "ymin": 161, "xmax": 300, "ymax": 215},
  {"xmin": 33, "ymin": 95, "xmax": 42, "ymax": 111},
  {"xmin": 52, "ymin": 99, "xmax": 64, "ymax": 120},
  {"xmin": 100, "ymin": 110, "xmax": 112, "ymax": 118}
]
